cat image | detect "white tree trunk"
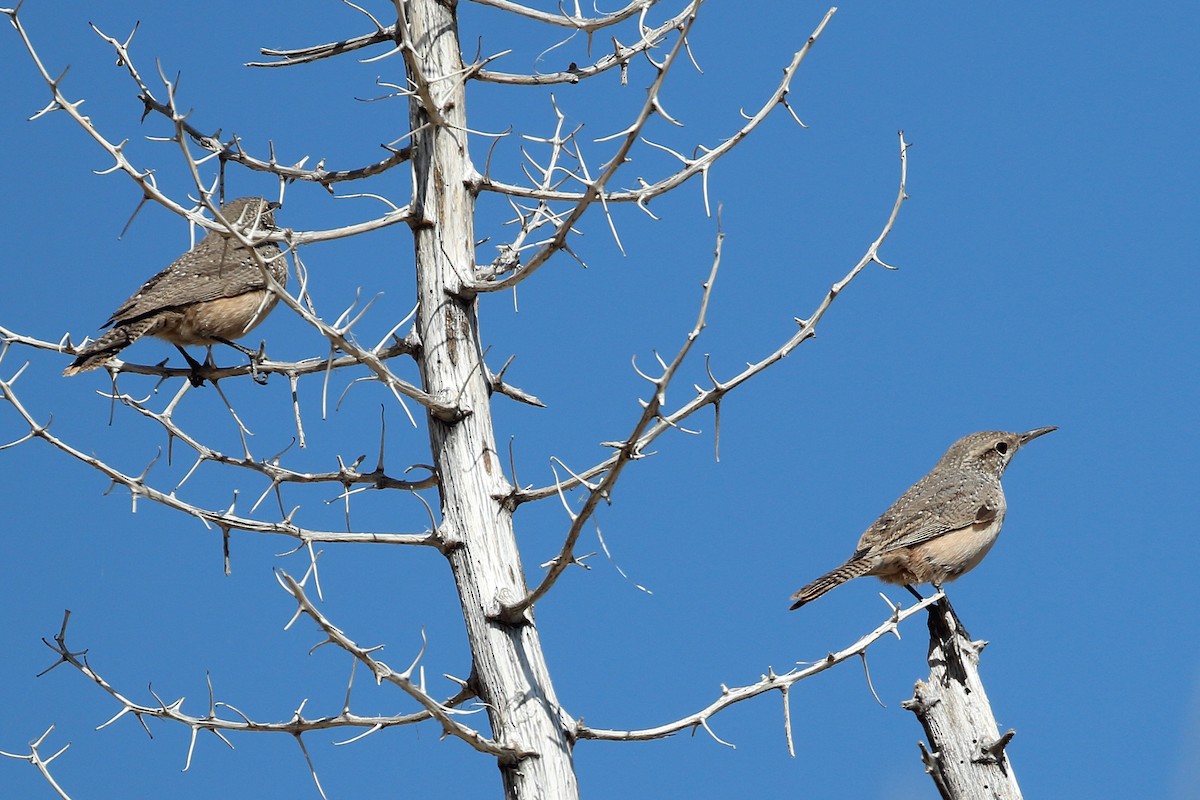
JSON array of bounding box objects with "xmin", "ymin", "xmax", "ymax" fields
[
  {"xmin": 405, "ymin": 3, "xmax": 579, "ymax": 798},
  {"xmin": 903, "ymin": 599, "xmax": 1023, "ymax": 799}
]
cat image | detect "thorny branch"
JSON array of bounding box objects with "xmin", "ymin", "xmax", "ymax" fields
[
  {"xmin": 6, "ymin": 316, "xmax": 453, "ymax": 463},
  {"xmin": 249, "ymin": 26, "xmax": 399, "ymax": 69},
  {"xmin": 275, "ymin": 572, "xmax": 523, "ymax": 760},
  {"xmin": 472, "ymin": 6, "xmax": 697, "ymax": 86},
  {"xmin": 0, "ymin": 726, "xmax": 74, "ymax": 800},
  {"xmin": 110, "ymin": 383, "xmax": 438, "ymax": 495},
  {"xmin": 3, "ymin": 325, "xmax": 420, "ymax": 383},
  {"xmin": 468, "ymin": 1, "xmax": 708, "ymax": 291},
  {"xmin": 514, "ymin": 130, "xmax": 910, "ymax": 504},
  {"xmin": 3, "ymin": 7, "xmax": 414, "ymax": 244},
  {"xmin": 0, "ymin": 372, "xmax": 441, "ymax": 548},
  {"xmin": 576, "ymin": 590, "xmax": 945, "ymax": 747},
  {"xmin": 147, "ymin": 73, "xmax": 461, "ymax": 423},
  {"xmin": 0, "ymin": 589, "xmax": 949, "ymax": 794},
  {"xmin": 90, "ymin": 20, "xmax": 413, "ymax": 191},
  {"xmin": 498, "ymin": 218, "xmax": 724, "ymax": 620},
  {"xmin": 23, "ymin": 608, "xmax": 482, "ymax": 798},
  {"xmin": 471, "ymin": 6, "xmax": 838, "ymax": 283},
  {"xmin": 468, "ymin": 0, "xmax": 657, "ymax": 31},
  {"xmin": 36, "ymin": 611, "xmax": 476, "ymax": 745},
  {"xmin": 12, "ymin": 585, "xmax": 922, "ymax": 791},
  {"xmin": 252, "ymin": 0, "xmax": 690, "ymax": 88}
]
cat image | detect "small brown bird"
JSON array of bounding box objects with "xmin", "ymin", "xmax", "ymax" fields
[
  {"xmin": 63, "ymin": 197, "xmax": 284, "ymax": 378},
  {"xmin": 790, "ymin": 427, "xmax": 1056, "ymax": 609}
]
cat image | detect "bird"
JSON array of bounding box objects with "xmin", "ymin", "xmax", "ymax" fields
[
  {"xmin": 789, "ymin": 427, "xmax": 1056, "ymax": 609},
  {"xmin": 63, "ymin": 197, "xmax": 285, "ymax": 380}
]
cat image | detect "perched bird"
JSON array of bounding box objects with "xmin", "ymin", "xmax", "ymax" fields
[
  {"xmin": 789, "ymin": 427, "xmax": 1056, "ymax": 609},
  {"xmin": 63, "ymin": 197, "xmax": 284, "ymax": 379}
]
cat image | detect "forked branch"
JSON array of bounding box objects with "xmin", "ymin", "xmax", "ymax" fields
[
  {"xmin": 276, "ymin": 572, "xmax": 523, "ymax": 760},
  {"xmin": 0, "ymin": 375, "xmax": 440, "ymax": 548},
  {"xmin": 36, "ymin": 611, "xmax": 474, "ymax": 746},
  {"xmin": 0, "ymin": 726, "xmax": 74, "ymax": 800},
  {"xmin": 4, "ymin": 7, "xmax": 415, "ymax": 243},
  {"xmin": 498, "ymin": 220, "xmax": 724, "ymax": 619},
  {"xmin": 471, "ymin": 7, "xmax": 838, "ymax": 239},
  {"xmin": 90, "ymin": 20, "xmax": 412, "ymax": 188},
  {"xmin": 473, "ymin": 5, "xmax": 697, "ymax": 86},
  {"xmin": 468, "ymin": 2, "xmax": 705, "ymax": 291},
  {"xmin": 515, "ymin": 130, "xmax": 909, "ymax": 504}
]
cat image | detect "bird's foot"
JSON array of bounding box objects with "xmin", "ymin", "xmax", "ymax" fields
[
  {"xmin": 216, "ymin": 337, "xmax": 269, "ymax": 385},
  {"xmin": 248, "ymin": 343, "xmax": 269, "ymax": 385},
  {"xmin": 175, "ymin": 346, "xmax": 208, "ymax": 387}
]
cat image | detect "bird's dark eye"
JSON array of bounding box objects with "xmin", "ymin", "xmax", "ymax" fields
[{"xmin": 994, "ymin": 442, "xmax": 1009, "ymax": 455}]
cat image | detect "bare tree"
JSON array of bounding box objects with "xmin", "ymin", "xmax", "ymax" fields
[{"xmin": 0, "ymin": 3, "xmax": 1017, "ymax": 798}]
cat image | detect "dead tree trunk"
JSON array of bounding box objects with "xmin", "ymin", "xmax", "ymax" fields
[
  {"xmin": 903, "ymin": 598, "xmax": 1023, "ymax": 799},
  {"xmin": 404, "ymin": 2, "xmax": 578, "ymax": 798}
]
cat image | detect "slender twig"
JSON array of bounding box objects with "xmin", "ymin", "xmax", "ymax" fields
[
  {"xmin": 499, "ymin": 219, "xmax": 724, "ymax": 619},
  {"xmin": 0, "ymin": 725, "xmax": 76, "ymax": 800},
  {"xmin": 576, "ymin": 590, "xmax": 944, "ymax": 742}
]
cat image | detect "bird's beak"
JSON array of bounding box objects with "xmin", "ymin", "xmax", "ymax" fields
[
  {"xmin": 1019, "ymin": 426, "xmax": 1057, "ymax": 446},
  {"xmin": 266, "ymin": 201, "xmax": 282, "ymax": 211}
]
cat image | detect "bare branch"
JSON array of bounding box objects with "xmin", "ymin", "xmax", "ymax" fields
[
  {"xmin": 0, "ymin": 725, "xmax": 76, "ymax": 800},
  {"xmin": 275, "ymin": 572, "xmax": 522, "ymax": 760},
  {"xmin": 577, "ymin": 590, "xmax": 944, "ymax": 743},
  {"xmin": 902, "ymin": 598, "xmax": 1024, "ymax": 797},
  {"xmin": 467, "ymin": 0, "xmax": 657, "ymax": 31},
  {"xmin": 108, "ymin": 385, "xmax": 438, "ymax": 492},
  {"xmin": 65, "ymin": 336, "xmax": 420, "ymax": 385},
  {"xmin": 499, "ymin": 219, "xmax": 723, "ymax": 619},
  {"xmin": 470, "ymin": 6, "xmax": 837, "ymax": 254},
  {"xmin": 89, "ymin": 21, "xmax": 412, "ymax": 188},
  {"xmin": 34, "ymin": 611, "xmax": 478, "ymax": 748},
  {"xmin": 251, "ymin": 26, "xmax": 397, "ymax": 68},
  {"xmin": 6, "ymin": 10, "xmax": 414, "ymax": 244},
  {"xmin": 468, "ymin": 2, "xmax": 705, "ymax": 291},
  {"xmin": 0, "ymin": 376, "xmax": 441, "ymax": 548},
  {"xmin": 514, "ymin": 131, "xmax": 910, "ymax": 504},
  {"xmin": 472, "ymin": 6, "xmax": 694, "ymax": 86},
  {"xmin": 487, "ymin": 355, "xmax": 546, "ymax": 407}
]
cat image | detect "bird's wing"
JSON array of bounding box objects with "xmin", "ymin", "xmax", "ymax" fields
[
  {"xmin": 104, "ymin": 234, "xmax": 278, "ymax": 328},
  {"xmin": 854, "ymin": 471, "xmax": 993, "ymax": 557}
]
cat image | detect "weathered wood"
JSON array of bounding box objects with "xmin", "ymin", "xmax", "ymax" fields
[
  {"xmin": 405, "ymin": 2, "xmax": 579, "ymax": 798},
  {"xmin": 902, "ymin": 599, "xmax": 1023, "ymax": 800}
]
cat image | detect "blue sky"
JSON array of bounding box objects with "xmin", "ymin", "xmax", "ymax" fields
[{"xmin": 1, "ymin": 2, "xmax": 1196, "ymax": 798}]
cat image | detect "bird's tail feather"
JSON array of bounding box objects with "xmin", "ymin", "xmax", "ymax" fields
[
  {"xmin": 62, "ymin": 320, "xmax": 154, "ymax": 376},
  {"xmin": 789, "ymin": 558, "xmax": 875, "ymax": 610}
]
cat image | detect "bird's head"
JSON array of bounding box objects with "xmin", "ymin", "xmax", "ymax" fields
[
  {"xmin": 219, "ymin": 196, "xmax": 280, "ymax": 231},
  {"xmin": 939, "ymin": 426, "xmax": 1057, "ymax": 476}
]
